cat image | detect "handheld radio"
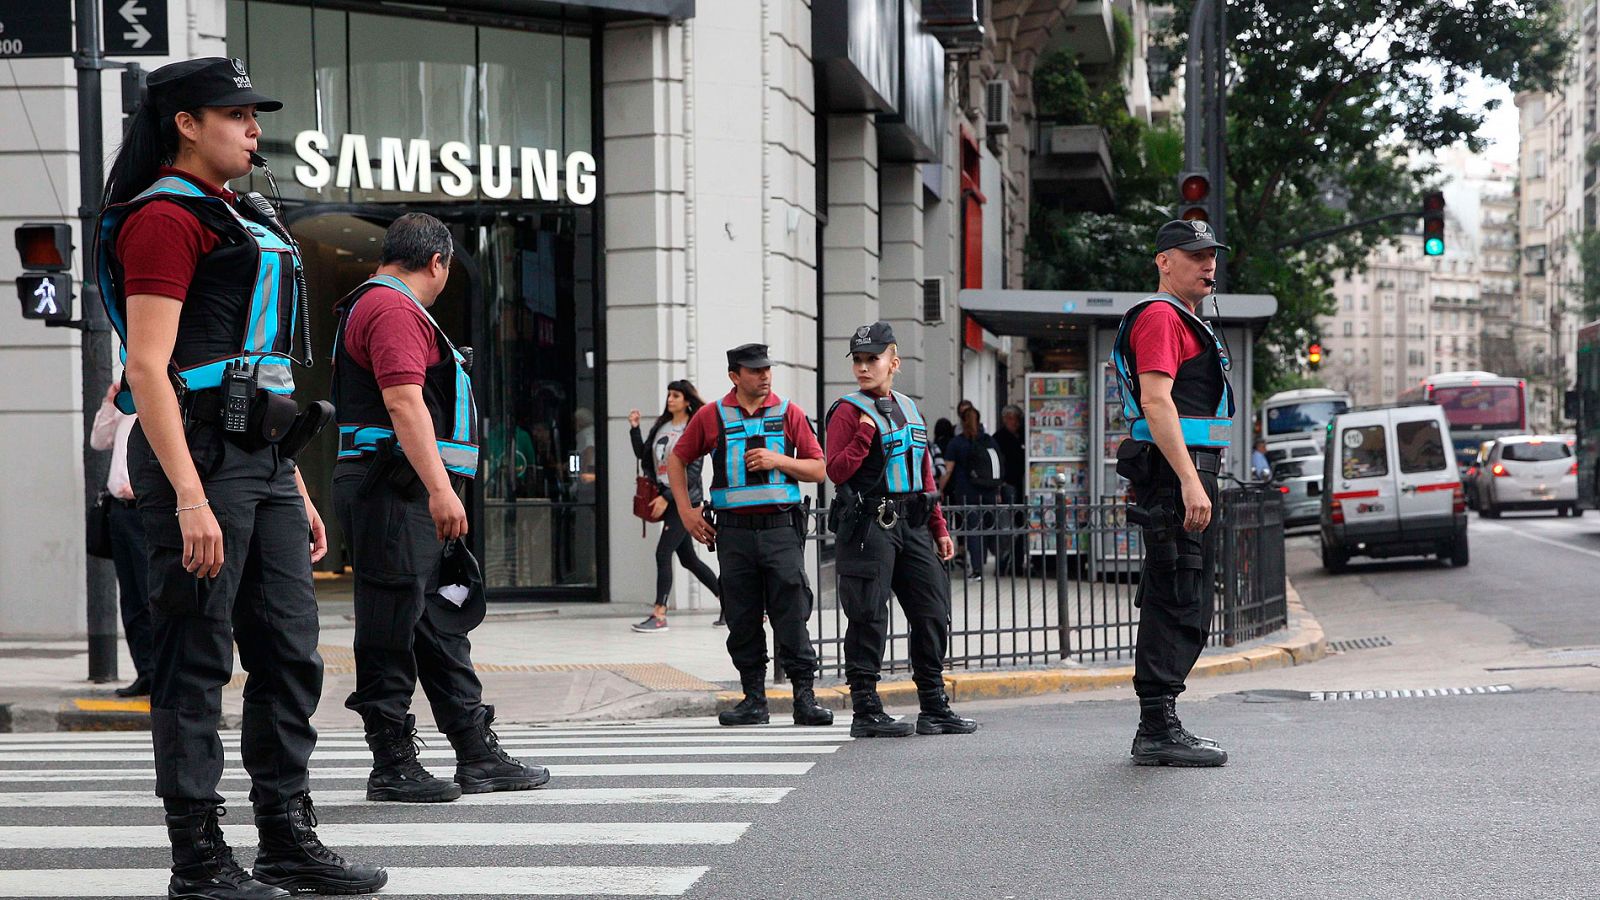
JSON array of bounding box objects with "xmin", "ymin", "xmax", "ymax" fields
[{"xmin": 221, "ymin": 360, "xmax": 256, "ymax": 434}]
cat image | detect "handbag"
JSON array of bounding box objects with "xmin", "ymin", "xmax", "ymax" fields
[
  {"xmin": 633, "ymin": 470, "xmax": 666, "ymax": 531},
  {"xmin": 86, "ymin": 491, "xmax": 115, "ymax": 560}
]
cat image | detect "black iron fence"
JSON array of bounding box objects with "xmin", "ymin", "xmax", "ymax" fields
[{"xmin": 797, "ymin": 486, "xmax": 1287, "ymax": 680}]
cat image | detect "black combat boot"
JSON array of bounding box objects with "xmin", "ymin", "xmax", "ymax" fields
[
  {"xmin": 718, "ymin": 672, "xmax": 770, "ymax": 726},
  {"xmin": 915, "ymin": 687, "xmax": 979, "ymax": 735},
  {"xmin": 448, "ymin": 704, "xmax": 551, "ymax": 793},
  {"xmin": 848, "ymin": 685, "xmax": 914, "ymax": 738},
  {"xmin": 1161, "ymin": 696, "xmax": 1220, "ymax": 749},
  {"xmin": 790, "ymin": 678, "xmax": 834, "ymax": 726},
  {"xmin": 165, "ymin": 802, "xmax": 288, "ymax": 900},
  {"xmin": 363, "ymin": 714, "xmax": 461, "ymax": 803},
  {"xmin": 251, "ymin": 793, "xmax": 388, "ymax": 895},
  {"xmin": 1130, "ymin": 695, "xmax": 1227, "ymax": 767}
]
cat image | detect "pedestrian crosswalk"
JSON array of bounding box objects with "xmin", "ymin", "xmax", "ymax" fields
[{"xmin": 0, "ymin": 717, "xmax": 857, "ymax": 898}]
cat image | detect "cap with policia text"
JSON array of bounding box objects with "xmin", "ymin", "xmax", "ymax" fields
[
  {"xmin": 726, "ymin": 343, "xmax": 775, "ymax": 370},
  {"xmin": 147, "ymin": 57, "xmax": 283, "ymax": 118},
  {"xmin": 847, "ymin": 321, "xmax": 896, "ymax": 356},
  {"xmin": 1155, "ymin": 219, "xmax": 1231, "ymax": 253}
]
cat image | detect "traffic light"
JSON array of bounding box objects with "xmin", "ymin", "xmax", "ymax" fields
[
  {"xmin": 1422, "ymin": 191, "xmax": 1445, "ymax": 256},
  {"xmin": 1177, "ymin": 171, "xmax": 1211, "ymax": 222},
  {"xmin": 1307, "ymin": 342, "xmax": 1322, "ymax": 370},
  {"xmin": 15, "ymin": 224, "xmax": 74, "ymax": 324}
]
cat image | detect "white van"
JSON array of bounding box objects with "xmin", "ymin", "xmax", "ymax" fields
[{"xmin": 1320, "ymin": 403, "xmax": 1468, "ymax": 572}]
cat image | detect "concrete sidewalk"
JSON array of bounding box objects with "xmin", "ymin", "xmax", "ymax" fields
[{"xmin": 0, "ymin": 578, "xmax": 1325, "ymax": 733}]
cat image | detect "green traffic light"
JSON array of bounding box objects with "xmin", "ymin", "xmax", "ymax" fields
[{"xmin": 1424, "ymin": 237, "xmax": 1444, "ymax": 256}]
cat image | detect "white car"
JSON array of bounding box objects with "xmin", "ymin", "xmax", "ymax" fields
[{"xmin": 1477, "ymin": 435, "xmax": 1581, "ymax": 518}]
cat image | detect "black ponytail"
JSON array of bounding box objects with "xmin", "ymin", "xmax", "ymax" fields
[{"xmin": 102, "ymin": 100, "xmax": 193, "ymax": 207}]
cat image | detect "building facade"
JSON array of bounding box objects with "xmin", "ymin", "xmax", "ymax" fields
[{"xmin": 1, "ymin": 0, "xmax": 1146, "ymax": 636}]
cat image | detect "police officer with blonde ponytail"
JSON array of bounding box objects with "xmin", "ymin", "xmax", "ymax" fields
[
  {"xmin": 824, "ymin": 322, "xmax": 976, "ymax": 738},
  {"xmin": 99, "ymin": 57, "xmax": 384, "ymax": 898}
]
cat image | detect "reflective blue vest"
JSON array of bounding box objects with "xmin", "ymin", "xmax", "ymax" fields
[
  {"xmin": 710, "ymin": 399, "xmax": 804, "ymax": 509},
  {"xmin": 1111, "ymin": 294, "xmax": 1235, "ymax": 449},
  {"xmin": 836, "ymin": 390, "xmax": 928, "ymax": 493},
  {"xmin": 331, "ymin": 275, "xmax": 480, "ymax": 479},
  {"xmin": 97, "ymin": 175, "xmax": 301, "ymax": 414}
]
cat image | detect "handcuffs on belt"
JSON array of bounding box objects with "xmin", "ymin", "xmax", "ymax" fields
[{"xmin": 875, "ymin": 497, "xmax": 899, "ymax": 529}]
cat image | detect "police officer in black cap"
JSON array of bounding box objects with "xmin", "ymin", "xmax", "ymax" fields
[
  {"xmin": 331, "ymin": 213, "xmax": 549, "ymax": 803},
  {"xmin": 824, "ymin": 322, "xmax": 976, "ymax": 737},
  {"xmin": 667, "ymin": 344, "xmax": 834, "ymax": 727},
  {"xmin": 99, "ymin": 58, "xmax": 384, "ymax": 897},
  {"xmin": 1108, "ymin": 219, "xmax": 1236, "ymax": 767}
]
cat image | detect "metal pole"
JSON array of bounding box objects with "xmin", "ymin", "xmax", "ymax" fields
[
  {"xmin": 1183, "ymin": 0, "xmax": 1212, "ymax": 172},
  {"xmin": 1211, "ymin": 0, "xmax": 1229, "ymax": 292},
  {"xmin": 75, "ymin": 0, "xmax": 118, "ymax": 683},
  {"xmin": 1053, "ymin": 477, "xmax": 1069, "ymax": 660}
]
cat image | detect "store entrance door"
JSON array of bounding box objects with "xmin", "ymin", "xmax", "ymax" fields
[{"xmin": 289, "ymin": 206, "xmax": 600, "ymax": 599}]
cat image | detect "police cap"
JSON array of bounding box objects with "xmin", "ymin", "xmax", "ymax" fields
[
  {"xmin": 1155, "ymin": 219, "xmax": 1230, "ymax": 254},
  {"xmin": 147, "ymin": 57, "xmax": 283, "ymax": 118},
  {"xmin": 726, "ymin": 343, "xmax": 775, "ymax": 370},
  {"xmin": 847, "ymin": 321, "xmax": 896, "ymax": 356}
]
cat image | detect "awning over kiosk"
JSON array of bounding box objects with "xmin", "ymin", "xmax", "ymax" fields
[{"xmin": 959, "ymin": 289, "xmax": 1277, "ymax": 338}]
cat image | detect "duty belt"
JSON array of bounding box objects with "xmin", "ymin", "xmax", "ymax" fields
[
  {"xmin": 1188, "ymin": 448, "xmax": 1222, "ymax": 475},
  {"xmin": 717, "ymin": 511, "xmax": 794, "ymax": 530},
  {"xmin": 860, "ymin": 492, "xmax": 930, "ymax": 529}
]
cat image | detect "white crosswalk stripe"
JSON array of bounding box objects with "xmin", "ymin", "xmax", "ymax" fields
[{"xmin": 0, "ymin": 716, "xmax": 863, "ymax": 898}]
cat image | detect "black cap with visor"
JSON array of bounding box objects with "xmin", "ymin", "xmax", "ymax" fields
[{"xmin": 146, "ymin": 57, "xmax": 282, "ymax": 117}]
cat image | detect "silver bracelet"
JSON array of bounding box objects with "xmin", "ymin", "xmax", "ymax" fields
[{"xmin": 175, "ymin": 500, "xmax": 211, "ymax": 515}]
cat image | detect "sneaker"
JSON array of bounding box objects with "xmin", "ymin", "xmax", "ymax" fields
[
  {"xmin": 966, "ymin": 569, "xmax": 984, "ymax": 582},
  {"xmin": 631, "ymin": 615, "xmax": 668, "ymax": 633},
  {"xmin": 712, "ymin": 613, "xmax": 726, "ymax": 627}
]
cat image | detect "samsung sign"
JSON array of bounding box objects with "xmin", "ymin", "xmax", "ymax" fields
[{"xmin": 293, "ymin": 130, "xmax": 598, "ymax": 204}]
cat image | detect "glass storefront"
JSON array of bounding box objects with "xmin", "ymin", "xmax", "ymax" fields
[{"xmin": 227, "ymin": 1, "xmax": 603, "ymax": 598}]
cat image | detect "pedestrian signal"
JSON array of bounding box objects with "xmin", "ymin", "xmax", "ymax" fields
[
  {"xmin": 15, "ymin": 223, "xmax": 75, "ymax": 323},
  {"xmin": 1422, "ymin": 191, "xmax": 1445, "ymax": 256}
]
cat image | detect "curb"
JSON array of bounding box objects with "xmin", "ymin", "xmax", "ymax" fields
[{"xmin": 714, "ymin": 579, "xmax": 1327, "ymax": 713}]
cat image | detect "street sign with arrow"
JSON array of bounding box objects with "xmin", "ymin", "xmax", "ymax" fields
[{"xmin": 102, "ymin": 0, "xmax": 167, "ymax": 56}]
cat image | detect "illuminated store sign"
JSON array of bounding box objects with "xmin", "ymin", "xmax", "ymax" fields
[{"xmin": 292, "ymin": 130, "xmax": 598, "ymax": 204}]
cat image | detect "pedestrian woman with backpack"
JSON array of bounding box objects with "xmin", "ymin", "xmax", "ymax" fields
[{"xmin": 628, "ymin": 380, "xmax": 723, "ymax": 632}]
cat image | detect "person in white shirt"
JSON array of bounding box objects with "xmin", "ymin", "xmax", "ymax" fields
[{"xmin": 90, "ymin": 381, "xmax": 154, "ymax": 697}]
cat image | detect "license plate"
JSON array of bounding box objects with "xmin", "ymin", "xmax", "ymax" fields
[{"xmin": 1533, "ymin": 487, "xmax": 1552, "ymax": 499}]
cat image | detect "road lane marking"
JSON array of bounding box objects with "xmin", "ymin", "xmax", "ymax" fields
[
  {"xmin": 0, "ymin": 866, "xmax": 709, "ymax": 897},
  {"xmin": 0, "ymin": 787, "xmax": 792, "ymax": 807},
  {"xmin": 0, "ymin": 745, "xmax": 841, "ymax": 762},
  {"xmin": 0, "ymin": 821, "xmax": 750, "ymax": 849},
  {"xmin": 0, "ymin": 761, "xmax": 816, "ymax": 782},
  {"xmin": 1472, "ymin": 522, "xmax": 1600, "ymax": 560}
]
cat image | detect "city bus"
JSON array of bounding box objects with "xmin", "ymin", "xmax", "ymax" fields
[
  {"xmin": 1398, "ymin": 372, "xmax": 1529, "ymax": 470},
  {"xmin": 1573, "ymin": 321, "xmax": 1600, "ymax": 510},
  {"xmin": 1257, "ymin": 388, "xmax": 1352, "ymax": 447}
]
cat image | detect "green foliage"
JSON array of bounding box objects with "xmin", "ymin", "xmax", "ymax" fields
[
  {"xmin": 1156, "ymin": 0, "xmax": 1571, "ymax": 395},
  {"xmin": 1579, "ymin": 230, "xmax": 1600, "ymax": 322}
]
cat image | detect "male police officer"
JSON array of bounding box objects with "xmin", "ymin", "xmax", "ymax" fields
[
  {"xmin": 1109, "ymin": 219, "xmax": 1235, "ymax": 768},
  {"xmin": 668, "ymin": 344, "xmax": 834, "ymax": 727},
  {"xmin": 331, "ymin": 213, "xmax": 549, "ymax": 800}
]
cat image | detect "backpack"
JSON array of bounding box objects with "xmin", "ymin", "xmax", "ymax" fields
[{"xmin": 965, "ymin": 433, "xmax": 1003, "ymax": 489}]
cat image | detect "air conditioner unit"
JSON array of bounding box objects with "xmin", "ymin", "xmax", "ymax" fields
[
  {"xmin": 985, "ymin": 79, "xmax": 1011, "ymax": 134},
  {"xmin": 922, "ymin": 277, "xmax": 946, "ymax": 325},
  {"xmin": 924, "ymin": 0, "xmax": 980, "ymax": 28}
]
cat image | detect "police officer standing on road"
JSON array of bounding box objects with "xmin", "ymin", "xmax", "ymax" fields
[
  {"xmin": 331, "ymin": 213, "xmax": 550, "ymax": 802},
  {"xmin": 99, "ymin": 58, "xmax": 385, "ymax": 898},
  {"xmin": 1109, "ymin": 219, "xmax": 1237, "ymax": 768},
  {"xmin": 825, "ymin": 323, "xmax": 976, "ymax": 738},
  {"xmin": 668, "ymin": 344, "xmax": 835, "ymax": 727}
]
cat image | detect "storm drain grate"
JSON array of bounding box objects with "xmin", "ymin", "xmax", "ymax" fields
[
  {"xmin": 1309, "ymin": 685, "xmax": 1513, "ymax": 701},
  {"xmin": 1326, "ymin": 636, "xmax": 1393, "ymax": 653}
]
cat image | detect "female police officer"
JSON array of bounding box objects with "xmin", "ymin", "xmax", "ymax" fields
[
  {"xmin": 824, "ymin": 322, "xmax": 977, "ymax": 738},
  {"xmin": 99, "ymin": 58, "xmax": 385, "ymax": 898}
]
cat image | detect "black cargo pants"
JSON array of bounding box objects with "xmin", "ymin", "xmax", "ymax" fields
[
  {"xmin": 128, "ymin": 422, "xmax": 323, "ymax": 812},
  {"xmin": 1130, "ymin": 453, "xmax": 1219, "ymax": 699},
  {"xmin": 333, "ymin": 460, "xmax": 484, "ymax": 736},
  {"xmin": 837, "ymin": 513, "xmax": 951, "ymax": 693},
  {"xmin": 715, "ymin": 513, "xmax": 820, "ymax": 682}
]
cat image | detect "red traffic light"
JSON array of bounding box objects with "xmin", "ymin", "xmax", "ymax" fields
[
  {"xmin": 1180, "ymin": 174, "xmax": 1210, "ymax": 203},
  {"xmin": 15, "ymin": 224, "xmax": 73, "ymax": 271},
  {"xmin": 1307, "ymin": 343, "xmax": 1322, "ymax": 365}
]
